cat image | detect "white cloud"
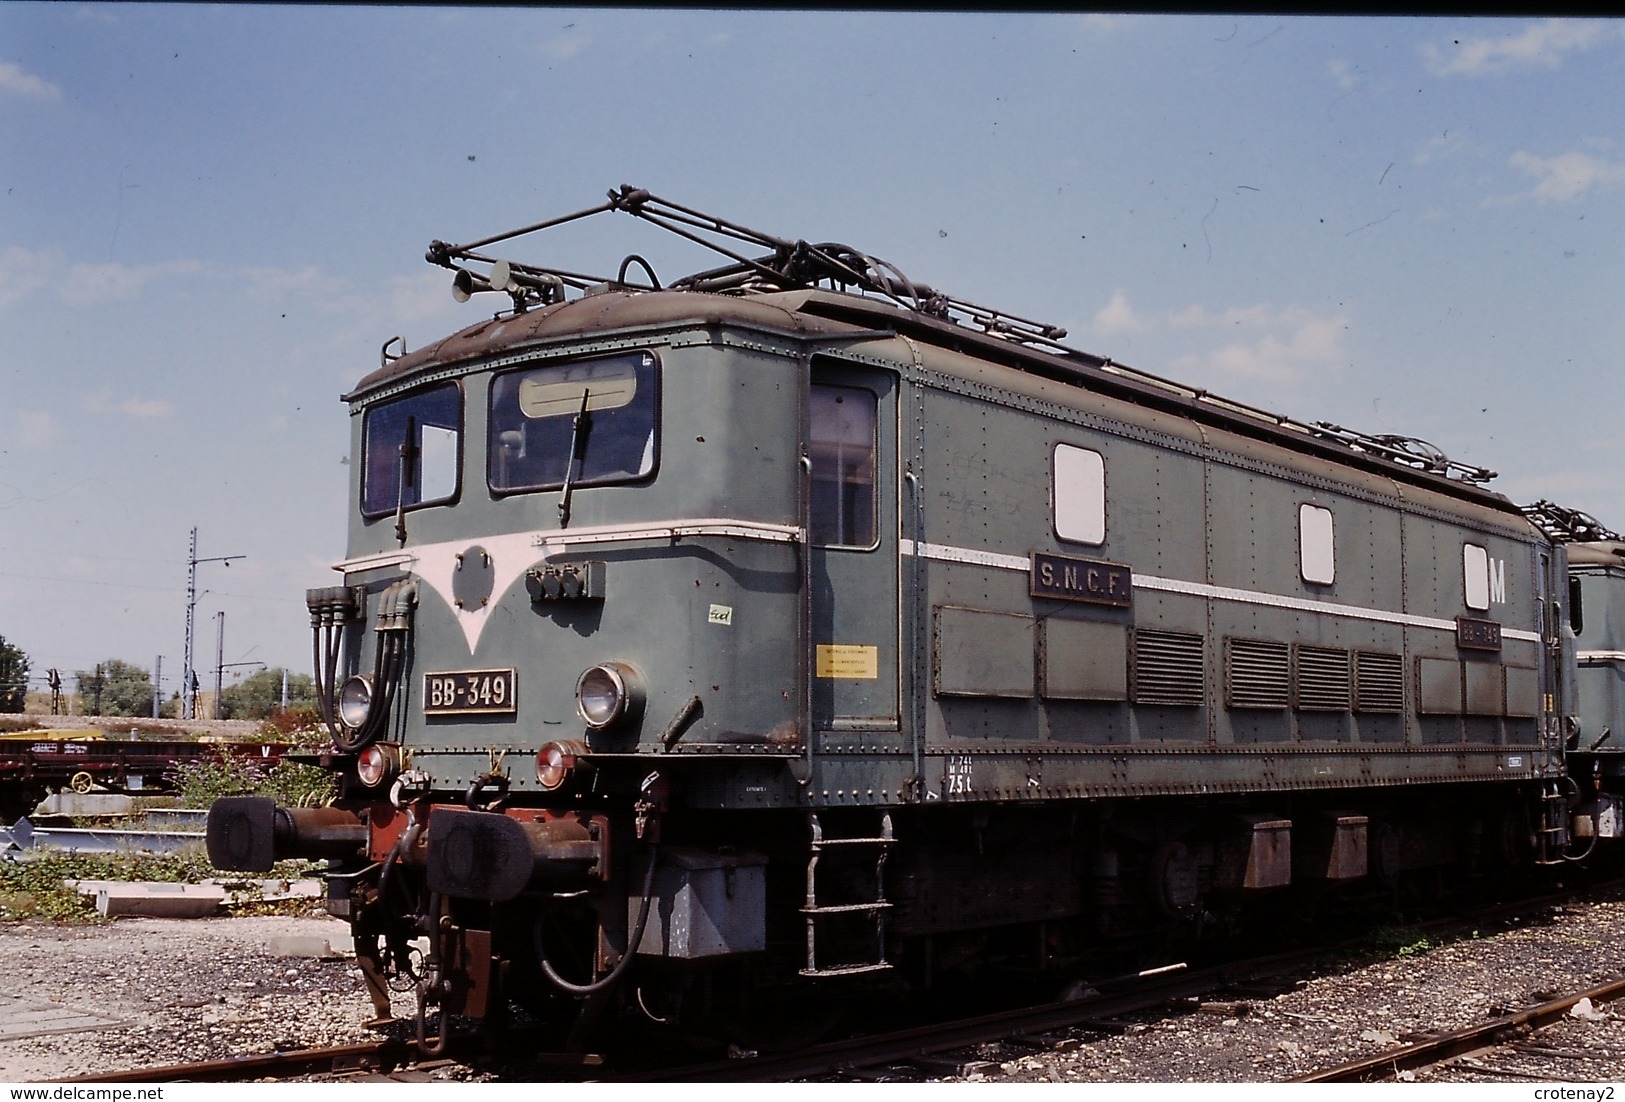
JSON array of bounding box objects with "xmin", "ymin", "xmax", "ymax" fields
[
  {"xmin": 0, "ymin": 249, "xmax": 366, "ymax": 314},
  {"xmin": 1170, "ymin": 305, "xmax": 1349, "ymax": 385},
  {"xmin": 0, "ymin": 61, "xmax": 60, "ymax": 100},
  {"xmin": 1327, "ymin": 59, "xmax": 1358, "ymax": 93},
  {"xmin": 1199, "ymin": 311, "xmax": 1347, "ymax": 383},
  {"xmin": 1508, "ymin": 150, "xmax": 1625, "ymax": 202},
  {"xmin": 0, "ymin": 248, "xmax": 205, "ymax": 306},
  {"xmin": 67, "ymin": 258, "xmax": 205, "ymax": 301},
  {"xmin": 241, "ymin": 264, "xmax": 348, "ymax": 300},
  {"xmin": 1414, "ymin": 129, "xmax": 1467, "ymax": 166},
  {"xmin": 1092, "ymin": 290, "xmax": 1149, "ymax": 335},
  {"xmin": 1423, "ymin": 19, "xmax": 1611, "ymax": 77},
  {"xmin": 1089, "ymin": 293, "xmax": 1348, "ymax": 385},
  {"xmin": 85, "ymin": 389, "xmax": 177, "ymax": 421}
]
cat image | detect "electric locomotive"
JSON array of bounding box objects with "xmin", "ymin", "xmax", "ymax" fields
[
  {"xmin": 207, "ymin": 187, "xmax": 1622, "ymax": 1047},
  {"xmin": 1538, "ymin": 502, "xmax": 1625, "ymax": 845}
]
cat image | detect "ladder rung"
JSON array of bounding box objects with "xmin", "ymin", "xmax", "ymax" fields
[
  {"xmin": 799, "ymin": 962, "xmax": 894, "ymax": 978},
  {"xmin": 811, "ymin": 836, "xmax": 893, "ymax": 847},
  {"xmin": 802, "ymin": 902, "xmax": 892, "ymax": 915}
]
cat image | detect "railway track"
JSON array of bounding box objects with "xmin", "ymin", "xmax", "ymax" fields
[
  {"xmin": 47, "ymin": 958, "xmax": 1291, "ymax": 1085},
  {"xmin": 611, "ymin": 960, "xmax": 1305, "ymax": 1083},
  {"xmin": 52, "ymin": 1038, "xmax": 427, "ymax": 1084},
  {"xmin": 50, "ymin": 1030, "xmax": 603, "ymax": 1084},
  {"xmin": 45, "ymin": 877, "xmax": 1625, "ymax": 1084},
  {"xmin": 1293, "ymin": 975, "xmax": 1625, "ymax": 1083}
]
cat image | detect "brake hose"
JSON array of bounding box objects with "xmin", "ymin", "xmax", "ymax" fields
[{"xmin": 534, "ymin": 845, "xmax": 659, "ymax": 997}]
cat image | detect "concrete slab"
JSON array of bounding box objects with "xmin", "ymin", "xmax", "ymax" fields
[
  {"xmin": 35, "ymin": 792, "xmax": 136, "ymax": 818},
  {"xmin": 0, "ymin": 994, "xmax": 124, "ymax": 1041},
  {"xmin": 269, "ymin": 935, "xmax": 343, "ymax": 959},
  {"xmin": 61, "ymin": 877, "xmax": 324, "ymax": 919},
  {"xmin": 96, "ymin": 883, "xmax": 225, "ymax": 918},
  {"xmin": 66, "ymin": 880, "xmax": 124, "ymax": 898}
]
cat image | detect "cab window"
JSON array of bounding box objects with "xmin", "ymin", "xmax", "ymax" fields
[
  {"xmin": 809, "ymin": 383, "xmax": 877, "ymax": 548},
  {"xmin": 489, "ymin": 351, "xmax": 659, "ymax": 493},
  {"xmin": 360, "ymin": 382, "xmax": 462, "ymax": 517}
]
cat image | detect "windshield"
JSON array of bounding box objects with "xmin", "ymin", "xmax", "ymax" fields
[
  {"xmin": 489, "ymin": 351, "xmax": 659, "ymax": 494},
  {"xmin": 360, "ymin": 382, "xmax": 462, "ymax": 517}
]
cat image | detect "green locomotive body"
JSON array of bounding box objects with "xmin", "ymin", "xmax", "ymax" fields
[{"xmin": 208, "ymin": 188, "xmax": 1616, "ymax": 1046}]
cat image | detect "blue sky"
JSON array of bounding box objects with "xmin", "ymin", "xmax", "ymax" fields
[{"xmin": 3, "ymin": 8, "xmax": 1623, "ymax": 695}]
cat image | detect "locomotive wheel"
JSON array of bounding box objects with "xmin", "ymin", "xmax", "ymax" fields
[
  {"xmin": 1147, "ymin": 840, "xmax": 1201, "ymax": 918},
  {"xmin": 1370, "ymin": 822, "xmax": 1403, "ymax": 884},
  {"xmin": 715, "ymin": 972, "xmax": 846, "ymax": 1052},
  {"xmin": 1496, "ymin": 803, "xmax": 1536, "ymax": 867}
]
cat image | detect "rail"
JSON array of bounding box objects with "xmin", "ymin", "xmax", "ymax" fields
[{"xmin": 1290, "ymin": 975, "xmax": 1625, "ymax": 1083}]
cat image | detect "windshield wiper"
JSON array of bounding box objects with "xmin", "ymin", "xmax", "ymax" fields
[
  {"xmin": 394, "ymin": 416, "xmax": 418, "ymax": 546},
  {"xmin": 558, "ymin": 388, "xmax": 593, "ymax": 528}
]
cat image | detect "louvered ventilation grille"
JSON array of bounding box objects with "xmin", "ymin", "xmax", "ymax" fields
[
  {"xmin": 1355, "ymin": 651, "xmax": 1405, "ymax": 714},
  {"xmin": 1226, "ymin": 638, "xmax": 1289, "ymax": 709},
  {"xmin": 1133, "ymin": 630, "xmax": 1205, "ymax": 707},
  {"xmin": 1295, "ymin": 646, "xmax": 1351, "ymax": 711}
]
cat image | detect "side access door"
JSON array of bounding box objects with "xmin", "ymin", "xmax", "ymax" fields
[{"xmin": 807, "ymin": 357, "xmax": 901, "ymax": 735}]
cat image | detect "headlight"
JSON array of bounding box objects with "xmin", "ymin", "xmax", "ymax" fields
[
  {"xmin": 338, "ymin": 675, "xmax": 374, "ymax": 730},
  {"xmin": 357, "ymin": 743, "xmax": 400, "ymax": 788},
  {"xmin": 575, "ymin": 662, "xmax": 643, "ymax": 730},
  {"xmin": 536, "ymin": 740, "xmax": 588, "ymax": 791}
]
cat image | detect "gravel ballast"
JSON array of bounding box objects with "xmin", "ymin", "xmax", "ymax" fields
[
  {"xmin": 0, "ymin": 914, "xmax": 382, "ymax": 1082},
  {"xmin": 968, "ymin": 887, "xmax": 1625, "ymax": 1083},
  {"xmin": 2, "ymin": 890, "xmax": 1623, "ymax": 1083}
]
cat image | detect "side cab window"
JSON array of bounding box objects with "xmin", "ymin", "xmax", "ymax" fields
[{"xmin": 360, "ymin": 382, "xmax": 462, "ymax": 516}]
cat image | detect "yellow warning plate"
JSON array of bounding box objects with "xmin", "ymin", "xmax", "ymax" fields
[{"xmin": 816, "ymin": 644, "xmax": 878, "ymax": 679}]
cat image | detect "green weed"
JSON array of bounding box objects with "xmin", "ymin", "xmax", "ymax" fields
[
  {"xmin": 1355, "ymin": 924, "xmax": 1435, "ymax": 962},
  {"xmin": 172, "ymin": 749, "xmax": 334, "ymax": 810},
  {"xmin": 0, "ymin": 847, "xmax": 319, "ymax": 923}
]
